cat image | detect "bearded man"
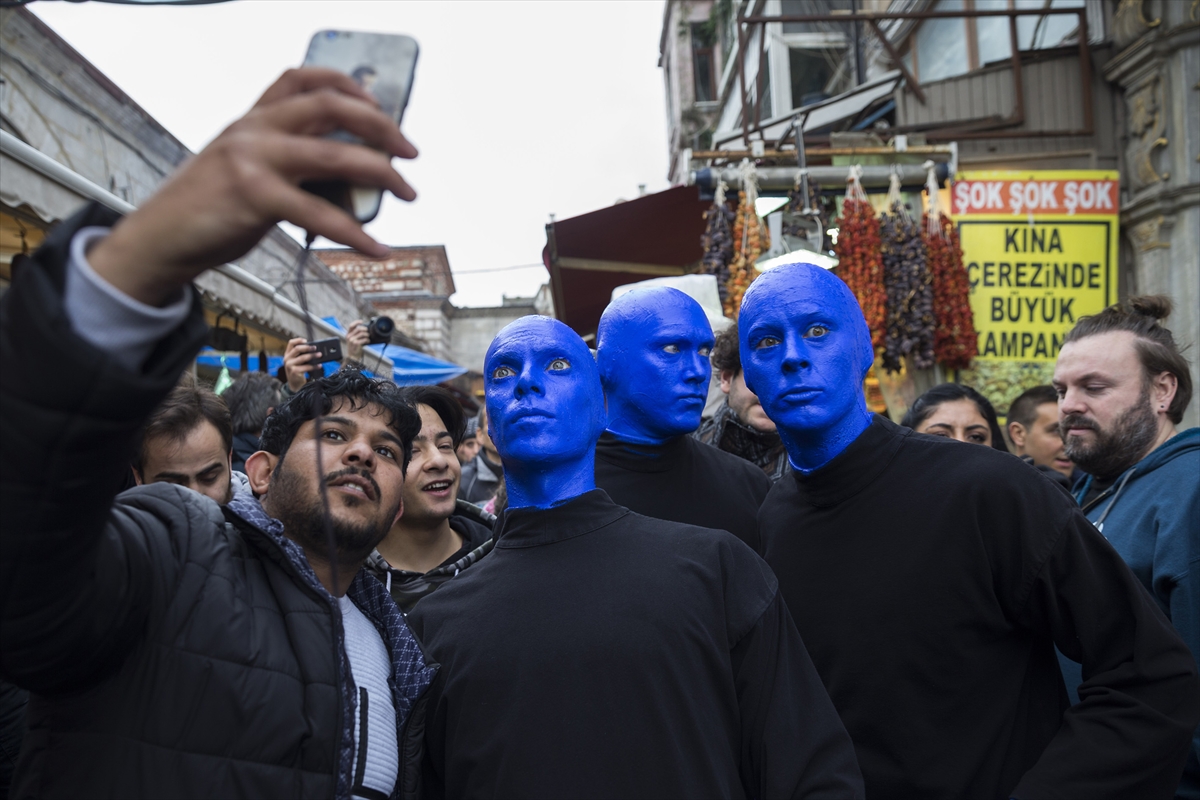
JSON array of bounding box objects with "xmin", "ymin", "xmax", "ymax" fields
[
  {"xmin": 1054, "ymin": 295, "xmax": 1199, "ymax": 797},
  {"xmin": 0, "ymin": 67, "xmax": 435, "ymax": 799},
  {"xmin": 744, "ymin": 262, "xmax": 1199, "ymax": 800}
]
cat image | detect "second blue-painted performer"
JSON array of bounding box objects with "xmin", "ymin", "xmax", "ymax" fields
[
  {"xmin": 593, "ymin": 286, "xmax": 771, "ymax": 553},
  {"xmin": 407, "ymin": 314, "xmax": 864, "ymax": 799},
  {"xmin": 741, "ymin": 261, "xmax": 1200, "ymax": 800}
]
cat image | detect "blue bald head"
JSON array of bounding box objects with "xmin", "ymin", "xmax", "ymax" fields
[
  {"xmin": 483, "ymin": 316, "xmax": 606, "ymax": 508},
  {"xmin": 596, "ymin": 287, "xmax": 714, "ymax": 444},
  {"xmin": 738, "ymin": 262, "xmax": 875, "ymax": 472}
]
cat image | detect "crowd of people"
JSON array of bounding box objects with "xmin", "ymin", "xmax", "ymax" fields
[{"xmin": 1, "ymin": 67, "xmax": 1198, "ymax": 800}]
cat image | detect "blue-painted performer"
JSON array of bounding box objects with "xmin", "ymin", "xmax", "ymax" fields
[
  {"xmin": 407, "ymin": 314, "xmax": 865, "ymax": 799},
  {"xmin": 741, "ymin": 261, "xmax": 1200, "ymax": 800},
  {"xmin": 593, "ymin": 287, "xmax": 771, "ymax": 553}
]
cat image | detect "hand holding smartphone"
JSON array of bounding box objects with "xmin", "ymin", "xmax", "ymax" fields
[{"xmin": 301, "ymin": 30, "xmax": 419, "ymax": 223}]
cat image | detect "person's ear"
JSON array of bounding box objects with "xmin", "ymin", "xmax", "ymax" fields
[
  {"xmin": 1150, "ymin": 371, "xmax": 1178, "ymax": 415},
  {"xmin": 1008, "ymin": 422, "xmax": 1027, "ymax": 448},
  {"xmin": 132, "ymin": 466, "xmax": 144, "ymax": 486},
  {"xmin": 244, "ymin": 450, "xmax": 278, "ymax": 496},
  {"xmin": 719, "ymin": 369, "xmax": 735, "ymax": 394}
]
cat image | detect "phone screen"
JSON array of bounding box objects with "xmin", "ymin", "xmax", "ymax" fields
[{"xmin": 302, "ymin": 31, "xmax": 419, "ymax": 223}]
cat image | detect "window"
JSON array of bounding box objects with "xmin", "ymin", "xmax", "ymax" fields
[
  {"xmin": 1016, "ymin": 0, "xmax": 1085, "ymax": 50},
  {"xmin": 691, "ymin": 22, "xmax": 718, "ymax": 103},
  {"xmin": 913, "ymin": 0, "xmax": 968, "ymax": 83},
  {"xmin": 974, "ymin": 0, "xmax": 1012, "ymax": 67},
  {"xmin": 904, "ymin": 0, "xmax": 1085, "ymax": 84},
  {"xmin": 790, "ymin": 47, "xmax": 851, "ymax": 108},
  {"xmin": 778, "ymin": 0, "xmax": 853, "ymax": 110},
  {"xmin": 781, "ymin": 0, "xmax": 852, "ymax": 34}
]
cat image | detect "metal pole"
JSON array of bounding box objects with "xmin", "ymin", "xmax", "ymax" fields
[
  {"xmin": 851, "ymin": 0, "xmax": 864, "ymax": 86},
  {"xmin": 737, "ymin": 10, "xmax": 750, "ymax": 146}
]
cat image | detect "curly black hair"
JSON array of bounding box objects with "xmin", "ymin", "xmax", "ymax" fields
[
  {"xmin": 710, "ymin": 321, "xmax": 741, "ymax": 375},
  {"xmin": 259, "ymin": 367, "xmax": 421, "ymax": 472}
]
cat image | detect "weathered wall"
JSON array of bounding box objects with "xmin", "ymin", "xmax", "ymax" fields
[
  {"xmin": 449, "ymin": 304, "xmax": 539, "ymax": 375},
  {"xmin": 1104, "ymin": 1, "xmax": 1200, "ymax": 430}
]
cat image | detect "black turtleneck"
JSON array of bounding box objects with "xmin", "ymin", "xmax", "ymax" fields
[
  {"xmin": 407, "ymin": 489, "xmax": 864, "ymax": 799},
  {"xmin": 594, "ymin": 431, "xmax": 771, "ymax": 554},
  {"xmin": 759, "ymin": 415, "xmax": 1200, "ymax": 800}
]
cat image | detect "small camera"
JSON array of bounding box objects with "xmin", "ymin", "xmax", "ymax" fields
[{"xmin": 367, "ymin": 316, "xmax": 395, "ymax": 345}]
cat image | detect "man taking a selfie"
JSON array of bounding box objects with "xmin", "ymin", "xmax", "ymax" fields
[{"xmin": 0, "ymin": 68, "xmax": 436, "ymax": 799}]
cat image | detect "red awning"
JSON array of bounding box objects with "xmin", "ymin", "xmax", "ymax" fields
[{"xmin": 544, "ymin": 185, "xmax": 711, "ymax": 339}]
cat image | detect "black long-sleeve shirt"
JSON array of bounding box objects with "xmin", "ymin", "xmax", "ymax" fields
[
  {"xmin": 594, "ymin": 431, "xmax": 770, "ymax": 554},
  {"xmin": 407, "ymin": 489, "xmax": 864, "ymax": 799},
  {"xmin": 760, "ymin": 415, "xmax": 1200, "ymax": 800}
]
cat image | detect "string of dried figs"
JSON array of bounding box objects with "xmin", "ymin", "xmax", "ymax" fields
[
  {"xmin": 834, "ymin": 196, "xmax": 886, "ymax": 348},
  {"xmin": 701, "ymin": 195, "xmax": 735, "ymax": 307},
  {"xmin": 924, "ymin": 211, "xmax": 977, "ymax": 370},
  {"xmin": 879, "ymin": 202, "xmax": 934, "ymax": 373}
]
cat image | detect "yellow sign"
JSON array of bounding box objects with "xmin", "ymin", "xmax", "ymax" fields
[{"xmin": 952, "ymin": 170, "xmax": 1120, "ymax": 362}]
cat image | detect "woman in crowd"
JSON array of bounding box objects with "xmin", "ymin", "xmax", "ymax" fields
[{"xmin": 900, "ymin": 383, "xmax": 1010, "ymax": 453}]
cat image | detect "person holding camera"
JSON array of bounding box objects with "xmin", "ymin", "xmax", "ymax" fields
[
  {"xmin": 281, "ymin": 318, "xmax": 368, "ymax": 396},
  {"xmin": 0, "ymin": 68, "xmax": 436, "ymax": 799}
]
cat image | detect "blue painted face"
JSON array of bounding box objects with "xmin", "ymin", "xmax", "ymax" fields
[
  {"xmin": 738, "ymin": 263, "xmax": 875, "ymax": 473},
  {"xmin": 596, "ymin": 287, "xmax": 715, "ymax": 445},
  {"xmin": 484, "ymin": 316, "xmax": 606, "ymax": 509}
]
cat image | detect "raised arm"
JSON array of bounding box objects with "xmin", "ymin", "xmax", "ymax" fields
[{"xmin": 0, "ymin": 67, "xmax": 418, "ymax": 693}]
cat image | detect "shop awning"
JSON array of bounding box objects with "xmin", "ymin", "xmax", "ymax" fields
[
  {"xmin": 544, "ymin": 185, "xmax": 712, "ymax": 339},
  {"xmin": 0, "ymin": 130, "xmax": 388, "ymax": 371}
]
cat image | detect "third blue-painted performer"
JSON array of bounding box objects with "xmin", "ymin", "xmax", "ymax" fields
[
  {"xmin": 743, "ymin": 261, "xmax": 1200, "ymax": 800},
  {"xmin": 593, "ymin": 287, "xmax": 771, "ymax": 553},
  {"xmin": 407, "ymin": 315, "xmax": 864, "ymax": 799}
]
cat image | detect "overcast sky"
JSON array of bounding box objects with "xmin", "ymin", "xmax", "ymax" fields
[{"xmin": 31, "ymin": 0, "xmax": 671, "ymax": 307}]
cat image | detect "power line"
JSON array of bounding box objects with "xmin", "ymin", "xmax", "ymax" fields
[{"xmin": 452, "ymin": 263, "xmax": 547, "ymax": 275}]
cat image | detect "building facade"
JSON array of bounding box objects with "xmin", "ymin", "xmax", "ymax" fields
[
  {"xmin": 0, "ymin": 7, "xmax": 380, "ymax": 371},
  {"xmin": 670, "ymin": 0, "xmax": 1199, "ymax": 429},
  {"xmin": 317, "ymin": 246, "xmax": 457, "ymax": 362}
]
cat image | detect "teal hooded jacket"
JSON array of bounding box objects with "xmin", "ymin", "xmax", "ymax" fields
[{"xmin": 1074, "ymin": 427, "xmax": 1200, "ymax": 798}]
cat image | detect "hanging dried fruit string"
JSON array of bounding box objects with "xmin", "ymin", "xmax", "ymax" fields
[
  {"xmin": 700, "ymin": 179, "xmax": 736, "ymax": 309},
  {"xmin": 879, "ymin": 170, "xmax": 935, "ymax": 373},
  {"xmin": 922, "ymin": 161, "xmax": 977, "ymax": 370},
  {"xmin": 833, "ymin": 164, "xmax": 885, "ymax": 348},
  {"xmin": 723, "ymin": 160, "xmax": 768, "ymax": 317}
]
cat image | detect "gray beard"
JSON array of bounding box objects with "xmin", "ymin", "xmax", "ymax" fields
[{"xmin": 1062, "ymin": 384, "xmax": 1158, "ymax": 480}]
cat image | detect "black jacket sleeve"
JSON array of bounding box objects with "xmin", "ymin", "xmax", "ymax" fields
[
  {"xmin": 981, "ymin": 470, "xmax": 1200, "ymax": 799},
  {"xmin": 732, "ymin": 591, "xmax": 866, "ymax": 799},
  {"xmin": 0, "ymin": 203, "xmax": 210, "ymax": 693}
]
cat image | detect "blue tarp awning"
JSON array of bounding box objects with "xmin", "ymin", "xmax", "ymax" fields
[
  {"xmin": 195, "ymin": 320, "xmax": 467, "ymax": 387},
  {"xmin": 322, "ymin": 317, "xmax": 467, "ymax": 386}
]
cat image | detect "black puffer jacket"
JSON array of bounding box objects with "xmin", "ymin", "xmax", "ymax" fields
[
  {"xmin": 0, "ymin": 204, "xmax": 437, "ymax": 799},
  {"xmin": 366, "ymin": 501, "xmax": 496, "ymax": 613}
]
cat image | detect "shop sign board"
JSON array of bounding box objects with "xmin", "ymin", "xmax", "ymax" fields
[{"xmin": 952, "ymin": 170, "xmax": 1120, "ymax": 363}]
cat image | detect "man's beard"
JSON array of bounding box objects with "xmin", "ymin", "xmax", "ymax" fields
[
  {"xmin": 1062, "ymin": 383, "xmax": 1158, "ymax": 479},
  {"xmin": 267, "ymin": 457, "xmax": 395, "ymax": 568}
]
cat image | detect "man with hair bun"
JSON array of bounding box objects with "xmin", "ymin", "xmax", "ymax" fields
[{"xmin": 1054, "ymin": 294, "xmax": 1200, "ymax": 796}]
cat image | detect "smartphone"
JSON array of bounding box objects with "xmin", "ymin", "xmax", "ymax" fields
[
  {"xmin": 310, "ymin": 337, "xmax": 344, "ymax": 365},
  {"xmin": 301, "ymin": 30, "xmax": 419, "ymax": 223}
]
